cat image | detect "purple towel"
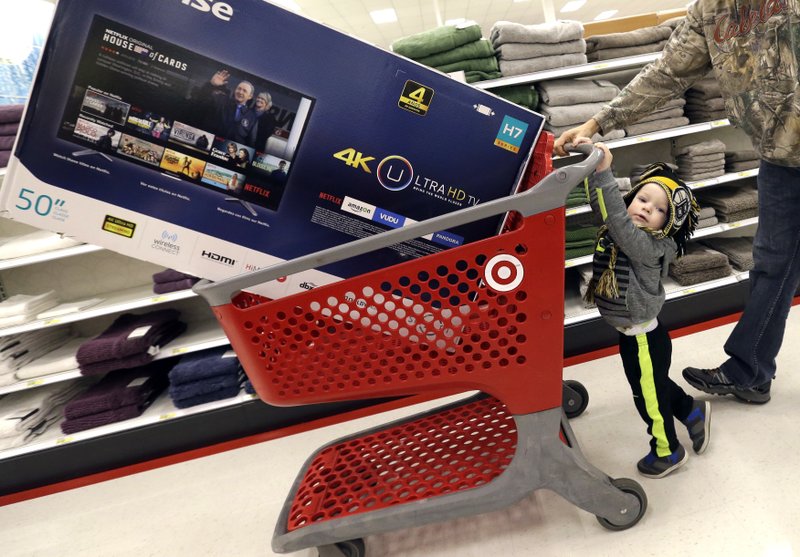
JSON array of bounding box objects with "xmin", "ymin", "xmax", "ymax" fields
[
  {"xmin": 0, "ymin": 123, "xmax": 19, "ymax": 135},
  {"xmin": 61, "ymin": 403, "xmax": 147, "ymax": 434},
  {"xmin": 65, "ymin": 360, "xmax": 175, "ymax": 419},
  {"xmin": 169, "ymin": 372, "xmax": 242, "ymax": 401},
  {"xmin": 76, "ymin": 309, "xmax": 183, "ymax": 365},
  {"xmin": 152, "ymin": 277, "xmax": 200, "ymax": 294},
  {"xmin": 0, "ymin": 136, "xmax": 15, "ymax": 150},
  {"xmin": 172, "ymin": 383, "xmax": 241, "ymax": 409},
  {"xmin": 152, "ymin": 268, "xmax": 199, "ymax": 284},
  {"xmin": 0, "ymin": 150, "xmax": 10, "ymax": 168},
  {"xmin": 79, "ymin": 321, "xmax": 187, "ymax": 375},
  {"xmin": 0, "ymin": 105, "xmax": 23, "ymax": 125},
  {"xmin": 168, "ymin": 347, "xmax": 241, "ymax": 385}
]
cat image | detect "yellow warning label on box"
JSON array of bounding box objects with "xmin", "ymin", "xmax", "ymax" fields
[
  {"xmin": 398, "ymin": 80, "xmax": 434, "ymax": 116},
  {"xmin": 102, "ymin": 215, "xmax": 136, "ymax": 238}
]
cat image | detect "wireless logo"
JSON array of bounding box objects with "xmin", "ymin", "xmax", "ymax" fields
[
  {"xmin": 377, "ymin": 156, "xmax": 414, "ymax": 191},
  {"xmin": 484, "ymin": 254, "xmax": 524, "ymax": 292},
  {"xmin": 161, "ymin": 231, "xmax": 178, "ymax": 242}
]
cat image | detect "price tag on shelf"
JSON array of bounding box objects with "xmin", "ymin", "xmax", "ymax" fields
[
  {"xmin": 43, "ymin": 318, "xmax": 61, "ymax": 326},
  {"xmin": 565, "ymin": 259, "xmax": 578, "ymax": 268},
  {"xmin": 159, "ymin": 412, "xmax": 176, "ymax": 421},
  {"xmin": 681, "ymin": 288, "xmax": 697, "ymax": 296},
  {"xmin": 150, "ymin": 296, "xmax": 167, "ymax": 303},
  {"xmin": 635, "ymin": 136, "xmax": 650, "ymax": 143},
  {"xmin": 692, "ymin": 181, "xmax": 707, "ymax": 189},
  {"xmin": 710, "ymin": 119, "xmax": 727, "ymax": 127},
  {"xmin": 171, "ymin": 347, "xmax": 189, "ymax": 355},
  {"xmin": 594, "ymin": 63, "xmax": 609, "ymax": 70},
  {"xmin": 56, "ymin": 436, "xmax": 74, "ymax": 445},
  {"xmin": 729, "ymin": 221, "xmax": 742, "ymax": 228},
  {"xmin": 26, "ymin": 379, "xmax": 44, "ymax": 387}
]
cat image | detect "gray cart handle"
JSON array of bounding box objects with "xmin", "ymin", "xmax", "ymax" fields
[{"xmin": 194, "ymin": 144, "xmax": 602, "ymax": 306}]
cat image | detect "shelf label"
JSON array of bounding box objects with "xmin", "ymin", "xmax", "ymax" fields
[
  {"xmin": 160, "ymin": 412, "xmax": 176, "ymax": 421},
  {"xmin": 692, "ymin": 181, "xmax": 707, "ymax": 188},
  {"xmin": 171, "ymin": 347, "xmax": 189, "ymax": 355},
  {"xmin": 56, "ymin": 437, "xmax": 74, "ymax": 445},
  {"xmin": 150, "ymin": 296, "xmax": 167, "ymax": 303},
  {"xmin": 729, "ymin": 221, "xmax": 742, "ymax": 228},
  {"xmin": 26, "ymin": 379, "xmax": 44, "ymax": 387},
  {"xmin": 565, "ymin": 259, "xmax": 578, "ymax": 268},
  {"xmin": 43, "ymin": 318, "xmax": 61, "ymax": 326},
  {"xmin": 710, "ymin": 119, "xmax": 727, "ymax": 127},
  {"xmin": 635, "ymin": 136, "xmax": 650, "ymax": 143}
]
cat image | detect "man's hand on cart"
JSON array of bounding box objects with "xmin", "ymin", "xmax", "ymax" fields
[
  {"xmin": 553, "ymin": 118, "xmax": 601, "ymax": 157},
  {"xmin": 572, "ymin": 136, "xmax": 611, "ymax": 172}
]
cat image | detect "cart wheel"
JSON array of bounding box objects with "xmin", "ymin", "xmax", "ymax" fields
[
  {"xmin": 317, "ymin": 539, "xmax": 366, "ymax": 557},
  {"xmin": 562, "ymin": 379, "xmax": 589, "ymax": 419},
  {"xmin": 596, "ymin": 477, "xmax": 648, "ymax": 531}
]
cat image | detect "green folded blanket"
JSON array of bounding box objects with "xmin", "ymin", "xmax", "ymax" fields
[
  {"xmin": 566, "ymin": 245, "xmax": 595, "ymax": 259},
  {"xmin": 435, "ymin": 56, "xmax": 499, "ymax": 74},
  {"xmin": 565, "ymin": 224, "xmax": 598, "ymax": 243},
  {"xmin": 491, "ymin": 84, "xmax": 539, "ymax": 108},
  {"xmin": 465, "ymin": 70, "xmax": 501, "ymax": 83},
  {"xmin": 391, "ymin": 23, "xmax": 483, "ymax": 59},
  {"xmin": 415, "ymin": 39, "xmax": 494, "ymax": 66}
]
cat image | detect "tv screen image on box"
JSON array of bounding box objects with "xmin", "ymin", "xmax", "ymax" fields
[{"xmin": 57, "ymin": 14, "xmax": 314, "ymax": 213}]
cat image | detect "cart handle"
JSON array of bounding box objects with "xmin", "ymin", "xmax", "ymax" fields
[{"xmin": 194, "ymin": 144, "xmax": 602, "ymax": 306}]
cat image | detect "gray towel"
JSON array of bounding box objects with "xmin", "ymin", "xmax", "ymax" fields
[
  {"xmin": 700, "ymin": 237, "xmax": 754, "ymax": 271},
  {"xmin": 676, "ymin": 160, "xmax": 726, "ymax": 172},
  {"xmin": 544, "ymin": 124, "xmax": 625, "ymax": 142},
  {"xmin": 726, "ymin": 160, "xmax": 760, "ymax": 172},
  {"xmin": 623, "ymin": 117, "xmax": 690, "ymax": 136},
  {"xmin": 495, "ymin": 39, "xmax": 586, "ymax": 61},
  {"xmin": 587, "ymin": 40, "xmax": 668, "ymax": 62},
  {"xmin": 725, "ymin": 150, "xmax": 759, "ymax": 163},
  {"xmin": 696, "ymin": 185, "xmax": 758, "ymax": 215},
  {"xmin": 686, "ymin": 109, "xmax": 728, "ymax": 123},
  {"xmin": 676, "ymin": 152, "xmax": 725, "ymax": 164},
  {"xmin": 698, "ymin": 215, "xmax": 720, "ymax": 228},
  {"xmin": 499, "ymin": 54, "xmax": 588, "ymax": 77},
  {"xmin": 670, "ymin": 243, "xmax": 730, "ymax": 274},
  {"xmin": 674, "ymin": 139, "xmax": 727, "ymax": 157},
  {"xmin": 586, "ymin": 25, "xmax": 673, "ymax": 51},
  {"xmin": 698, "ymin": 206, "xmax": 717, "ymax": 219},
  {"xmin": 669, "ymin": 262, "xmax": 733, "ymax": 286},
  {"xmin": 716, "ymin": 207, "xmax": 758, "ymax": 222},
  {"xmin": 490, "ymin": 20, "xmax": 584, "ymax": 47},
  {"xmin": 629, "ymin": 107, "xmax": 685, "ymax": 125},
  {"xmin": 539, "ymin": 101, "xmax": 608, "ymax": 127},
  {"xmin": 676, "ymin": 168, "xmax": 726, "ymax": 181},
  {"xmin": 537, "ymin": 78, "xmax": 619, "ymax": 106}
]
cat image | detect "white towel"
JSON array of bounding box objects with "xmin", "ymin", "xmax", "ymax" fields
[
  {"xmin": 15, "ymin": 337, "xmax": 86, "ymax": 380},
  {"xmin": 0, "ymin": 230, "xmax": 82, "ymax": 260},
  {"xmin": 37, "ymin": 298, "xmax": 103, "ymax": 319},
  {"xmin": 0, "ymin": 290, "xmax": 58, "ymax": 319}
]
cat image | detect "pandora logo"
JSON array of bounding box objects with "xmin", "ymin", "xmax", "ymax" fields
[{"xmin": 180, "ymin": 0, "xmax": 233, "ymax": 22}]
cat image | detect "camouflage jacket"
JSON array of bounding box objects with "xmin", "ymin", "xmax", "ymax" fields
[{"xmin": 594, "ymin": 0, "xmax": 800, "ymax": 166}]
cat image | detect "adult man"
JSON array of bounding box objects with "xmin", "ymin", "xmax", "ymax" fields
[
  {"xmin": 270, "ymin": 160, "xmax": 287, "ymax": 184},
  {"xmin": 197, "ymin": 69, "xmax": 258, "ymax": 148},
  {"xmin": 555, "ymin": 0, "xmax": 799, "ymax": 405},
  {"xmin": 253, "ymin": 91, "xmax": 278, "ymax": 153}
]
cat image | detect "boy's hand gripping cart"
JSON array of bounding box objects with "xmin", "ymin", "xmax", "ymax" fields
[{"xmin": 194, "ymin": 139, "xmax": 647, "ymax": 557}]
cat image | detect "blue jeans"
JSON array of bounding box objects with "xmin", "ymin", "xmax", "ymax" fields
[{"xmin": 720, "ymin": 160, "xmax": 800, "ymax": 387}]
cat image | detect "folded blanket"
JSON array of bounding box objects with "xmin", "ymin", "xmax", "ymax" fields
[
  {"xmin": 491, "ymin": 84, "xmax": 538, "ymax": 108},
  {"xmin": 499, "ymin": 53, "xmax": 587, "ymax": 77},
  {"xmin": 435, "ymin": 56, "xmax": 499, "ymax": 74},
  {"xmin": 0, "ymin": 230, "xmax": 83, "ymax": 260},
  {"xmin": 37, "ymin": 298, "xmax": 103, "ymax": 319},
  {"xmin": 676, "ymin": 168, "xmax": 726, "ymax": 181},
  {"xmin": 413, "ymin": 38, "xmax": 494, "ymax": 67},
  {"xmin": 676, "ymin": 160, "xmax": 726, "ymax": 173},
  {"xmin": 537, "ymin": 78, "xmax": 619, "ymax": 106},
  {"xmin": 65, "ymin": 360, "xmax": 174, "ymax": 419},
  {"xmin": 701, "ymin": 237, "xmax": 754, "ymax": 271},
  {"xmin": 724, "ymin": 150, "xmax": 759, "ymax": 163},
  {"xmin": 0, "ymin": 123, "xmax": 19, "ymax": 135},
  {"xmin": 726, "ymin": 160, "xmax": 760, "ymax": 172},
  {"xmin": 392, "ymin": 23, "xmax": 483, "ymax": 59},
  {"xmin": 14, "ymin": 336, "xmax": 87, "ymax": 379},
  {"xmin": 674, "ymin": 139, "xmax": 727, "ymax": 157},
  {"xmin": 698, "ymin": 215, "xmax": 720, "ymax": 228},
  {"xmin": 168, "ymin": 347, "xmax": 241, "ymax": 385},
  {"xmin": 565, "ymin": 225, "xmax": 598, "ymax": 243},
  {"xmin": 669, "ymin": 243, "xmax": 730, "ymax": 274},
  {"xmin": 676, "ymin": 152, "xmax": 725, "ymax": 164},
  {"xmin": 61, "ymin": 403, "xmax": 149, "ymax": 434},
  {"xmin": 171, "ymin": 383, "xmax": 241, "ymax": 409},
  {"xmin": 0, "ymin": 290, "xmax": 59, "ymax": 318},
  {"xmin": 0, "ymin": 136, "xmax": 15, "ymax": 150},
  {"xmin": 490, "ymin": 20, "xmax": 583, "ymax": 47},
  {"xmin": 0, "ymin": 104, "xmax": 23, "ymax": 124},
  {"xmin": 152, "ymin": 268, "xmax": 199, "ymax": 284},
  {"xmin": 152, "ymin": 277, "xmax": 200, "ymax": 295},
  {"xmin": 669, "ymin": 261, "xmax": 733, "ymax": 286},
  {"xmin": 586, "ymin": 25, "xmax": 674, "ymax": 51},
  {"xmin": 587, "ymin": 40, "xmax": 668, "ymax": 62},
  {"xmin": 623, "ymin": 117, "xmax": 690, "ymax": 137},
  {"xmin": 539, "ymin": 101, "xmax": 608, "ymax": 127},
  {"xmin": 169, "ymin": 372, "xmax": 242, "ymax": 401},
  {"xmin": 464, "ymin": 70, "xmax": 502, "ymax": 83},
  {"xmin": 495, "ymin": 39, "xmax": 586, "ymax": 61},
  {"xmin": 76, "ymin": 309, "xmax": 183, "ymax": 365},
  {"xmin": 696, "ymin": 184, "xmax": 759, "ymax": 214},
  {"xmin": 698, "ymin": 206, "xmax": 717, "ymax": 219},
  {"xmin": 716, "ymin": 207, "xmax": 758, "ymax": 222}
]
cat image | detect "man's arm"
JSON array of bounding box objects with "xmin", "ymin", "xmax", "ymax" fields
[{"xmin": 555, "ymin": 3, "xmax": 712, "ymax": 156}]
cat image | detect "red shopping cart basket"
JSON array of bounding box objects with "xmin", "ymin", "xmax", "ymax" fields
[{"xmin": 194, "ymin": 140, "xmax": 646, "ymax": 557}]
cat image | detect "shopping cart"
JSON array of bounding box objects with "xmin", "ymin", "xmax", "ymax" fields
[{"xmin": 193, "ymin": 138, "xmax": 647, "ymax": 557}]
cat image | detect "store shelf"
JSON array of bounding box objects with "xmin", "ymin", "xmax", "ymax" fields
[
  {"xmin": 0, "ymin": 319, "xmax": 227, "ymax": 396},
  {"xmin": 686, "ymin": 168, "xmax": 759, "ymax": 191},
  {"xmin": 0, "ymin": 284, "xmax": 199, "ymax": 338},
  {"xmin": 691, "ymin": 216, "xmax": 758, "ymax": 240},
  {"xmin": 0, "ymin": 243, "xmax": 104, "ymax": 271},
  {"xmin": 476, "ymin": 52, "xmax": 662, "ymax": 89}
]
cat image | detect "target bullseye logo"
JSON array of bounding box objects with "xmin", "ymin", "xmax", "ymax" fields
[{"xmin": 484, "ymin": 254, "xmax": 524, "ymax": 292}]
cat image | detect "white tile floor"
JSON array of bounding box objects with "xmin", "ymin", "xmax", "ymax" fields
[{"xmin": 2, "ymin": 307, "xmax": 800, "ymax": 557}]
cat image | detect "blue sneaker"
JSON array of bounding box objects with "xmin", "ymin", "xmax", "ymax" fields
[
  {"xmin": 637, "ymin": 444, "xmax": 688, "ymax": 479},
  {"xmin": 681, "ymin": 400, "xmax": 711, "ymax": 454}
]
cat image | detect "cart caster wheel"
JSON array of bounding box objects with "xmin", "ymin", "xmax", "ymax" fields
[
  {"xmin": 318, "ymin": 538, "xmax": 366, "ymax": 557},
  {"xmin": 596, "ymin": 477, "xmax": 648, "ymax": 531},
  {"xmin": 562, "ymin": 379, "xmax": 589, "ymax": 419}
]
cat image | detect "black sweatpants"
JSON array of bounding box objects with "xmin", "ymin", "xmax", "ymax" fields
[{"xmin": 618, "ymin": 322, "xmax": 694, "ymax": 457}]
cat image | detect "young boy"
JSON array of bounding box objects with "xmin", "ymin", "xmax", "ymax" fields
[{"xmin": 575, "ymin": 137, "xmax": 711, "ymax": 479}]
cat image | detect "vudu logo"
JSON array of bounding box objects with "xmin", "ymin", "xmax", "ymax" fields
[{"xmin": 161, "ymin": 230, "xmax": 178, "ymax": 242}]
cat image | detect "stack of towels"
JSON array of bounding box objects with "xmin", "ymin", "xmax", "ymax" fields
[
  {"xmin": 0, "ymin": 380, "xmax": 89, "ymax": 449},
  {"xmin": 630, "ymin": 162, "xmax": 679, "ymax": 184},
  {"xmin": 623, "ymin": 98, "xmax": 688, "ymax": 137},
  {"xmin": 669, "ymin": 243, "xmax": 733, "ymax": 286},
  {"xmin": 674, "ymin": 139, "xmax": 727, "ymax": 182},
  {"xmin": 695, "ymin": 183, "xmax": 759, "ymax": 223},
  {"xmin": 0, "ymin": 104, "xmax": 23, "ymax": 168},
  {"xmin": 61, "ymin": 360, "xmax": 174, "ymax": 434},
  {"xmin": 536, "ymin": 78, "xmax": 623, "ymax": 141},
  {"xmin": 697, "ymin": 206, "xmax": 719, "ymax": 229},
  {"xmin": 0, "ymin": 290, "xmax": 59, "ymax": 327},
  {"xmin": 565, "ymin": 224, "xmax": 599, "ymax": 260},
  {"xmin": 76, "ymin": 309, "xmax": 187, "ymax": 376},
  {"xmin": 167, "ymin": 347, "xmax": 243, "ymax": 409},
  {"xmin": 390, "ymin": 23, "xmax": 501, "ymax": 83},
  {"xmin": 701, "ymin": 237, "xmax": 754, "ymax": 271},
  {"xmin": 684, "ymin": 75, "xmax": 726, "ymax": 123},
  {"xmin": 0, "ymin": 328, "xmax": 72, "ymax": 387},
  {"xmin": 14, "ymin": 336, "xmax": 88, "ymax": 382},
  {"xmin": 490, "ymin": 20, "xmax": 586, "ymax": 77},
  {"xmin": 491, "ymin": 84, "xmax": 538, "ymax": 110},
  {"xmin": 586, "ymin": 24, "xmax": 673, "ymax": 62},
  {"xmin": 152, "ymin": 269, "xmax": 200, "ymax": 295},
  {"xmin": 0, "ymin": 230, "xmax": 82, "ymax": 260},
  {"xmin": 724, "ymin": 150, "xmax": 760, "ymax": 173}
]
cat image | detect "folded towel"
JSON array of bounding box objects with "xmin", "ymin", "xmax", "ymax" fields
[
  {"xmin": 37, "ymin": 298, "xmax": 103, "ymax": 319},
  {"xmin": 152, "ymin": 277, "xmax": 200, "ymax": 295},
  {"xmin": 587, "ymin": 40, "xmax": 668, "ymax": 62},
  {"xmin": 685, "ymin": 77, "xmax": 722, "ymax": 99},
  {"xmin": 536, "ymin": 78, "xmax": 619, "ymax": 107},
  {"xmin": 499, "ymin": 54, "xmax": 587, "ymax": 77},
  {"xmin": 0, "ymin": 123, "xmax": 20, "ymax": 135},
  {"xmin": 64, "ymin": 360, "xmax": 174, "ymax": 419},
  {"xmin": 76, "ymin": 309, "xmax": 183, "ymax": 365},
  {"xmin": 685, "ymin": 96, "xmax": 725, "ymax": 111},
  {"xmin": 0, "ymin": 136, "xmax": 15, "ymax": 150},
  {"xmin": 716, "ymin": 207, "xmax": 758, "ymax": 223},
  {"xmin": 0, "ymin": 291, "xmax": 59, "ymax": 319},
  {"xmin": 0, "ymin": 230, "xmax": 82, "ymax": 260},
  {"xmin": 698, "ymin": 206, "xmax": 717, "ymax": 219},
  {"xmin": 491, "ymin": 84, "xmax": 538, "ymax": 108},
  {"xmin": 724, "ymin": 150, "xmax": 759, "ymax": 163},
  {"xmin": 415, "ymin": 38, "xmax": 494, "ymax": 67},
  {"xmin": 0, "ymin": 104, "xmax": 24, "ymax": 124},
  {"xmin": 152, "ymin": 268, "xmax": 199, "ymax": 284},
  {"xmin": 674, "ymin": 139, "xmax": 727, "ymax": 157},
  {"xmin": 60, "ymin": 403, "xmax": 150, "ymax": 434},
  {"xmin": 391, "ymin": 23, "xmax": 483, "ymax": 59},
  {"xmin": 676, "ymin": 160, "xmax": 726, "ymax": 173},
  {"xmin": 629, "ymin": 106, "xmax": 686, "ymax": 125},
  {"xmin": 676, "ymin": 152, "xmax": 725, "ymax": 164},
  {"xmin": 701, "ymin": 237, "xmax": 754, "ymax": 271},
  {"xmin": 168, "ymin": 347, "xmax": 241, "ymax": 385},
  {"xmin": 171, "ymin": 383, "xmax": 241, "ymax": 409},
  {"xmin": 495, "ymin": 39, "xmax": 586, "ymax": 61},
  {"xmin": 0, "ymin": 329, "xmax": 72, "ymax": 382},
  {"xmin": 490, "ymin": 20, "xmax": 583, "ymax": 47},
  {"xmin": 0, "ymin": 380, "xmax": 89, "ymax": 445},
  {"xmin": 586, "ymin": 26, "xmax": 674, "ymax": 52},
  {"xmin": 726, "ymin": 160, "xmax": 760, "ymax": 172},
  {"xmin": 623, "ymin": 117, "xmax": 690, "ymax": 137},
  {"xmin": 676, "ymin": 168, "xmax": 726, "ymax": 181},
  {"xmin": 435, "ymin": 56, "xmax": 499, "ymax": 75},
  {"xmin": 544, "ymin": 124, "xmax": 625, "ymax": 143},
  {"xmin": 169, "ymin": 372, "xmax": 242, "ymax": 401},
  {"xmin": 565, "ymin": 245, "xmax": 595, "ymax": 259},
  {"xmin": 0, "ymin": 150, "xmax": 10, "ymax": 168},
  {"xmin": 696, "ymin": 184, "xmax": 759, "ymax": 216},
  {"xmin": 685, "ymin": 109, "xmax": 728, "ymax": 123},
  {"xmin": 464, "ymin": 70, "xmax": 502, "ymax": 83},
  {"xmin": 539, "ymin": 101, "xmax": 608, "ymax": 127},
  {"xmin": 565, "ymin": 225, "xmax": 598, "ymax": 243},
  {"xmin": 669, "ymin": 243, "xmax": 730, "ymax": 274},
  {"xmin": 669, "ymin": 262, "xmax": 733, "ymax": 286},
  {"xmin": 14, "ymin": 337, "xmax": 87, "ymax": 380},
  {"xmin": 698, "ymin": 215, "xmax": 720, "ymax": 228}
]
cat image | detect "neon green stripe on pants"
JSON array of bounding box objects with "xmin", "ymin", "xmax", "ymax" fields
[{"xmin": 636, "ymin": 333, "xmax": 670, "ymax": 456}]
